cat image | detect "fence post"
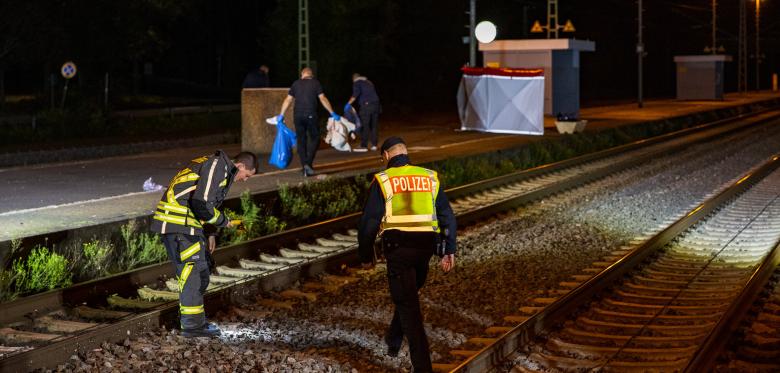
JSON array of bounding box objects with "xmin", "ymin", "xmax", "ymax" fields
[
  {"xmin": 50, "ymin": 73, "xmax": 56, "ymax": 110},
  {"xmin": 104, "ymin": 72, "xmax": 110, "ymax": 112},
  {"xmin": 0, "ymin": 66, "xmax": 5, "ymax": 111}
]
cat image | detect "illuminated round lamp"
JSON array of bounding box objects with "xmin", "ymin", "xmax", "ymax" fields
[{"xmin": 475, "ymin": 21, "xmax": 497, "ymax": 44}]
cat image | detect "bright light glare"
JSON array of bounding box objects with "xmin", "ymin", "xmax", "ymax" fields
[{"xmin": 475, "ymin": 21, "xmax": 497, "ymax": 43}]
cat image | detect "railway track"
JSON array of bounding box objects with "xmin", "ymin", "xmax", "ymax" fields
[
  {"xmin": 1, "ymin": 109, "xmax": 778, "ymax": 372},
  {"xmin": 446, "ymin": 153, "xmax": 780, "ymax": 372},
  {"xmin": 713, "ymin": 267, "xmax": 780, "ymax": 372}
]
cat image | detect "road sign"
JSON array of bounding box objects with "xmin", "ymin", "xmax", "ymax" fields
[{"xmin": 61, "ymin": 61, "xmax": 77, "ymax": 79}]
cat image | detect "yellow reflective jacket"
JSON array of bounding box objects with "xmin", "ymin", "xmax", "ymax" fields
[
  {"xmin": 374, "ymin": 165, "xmax": 440, "ymax": 234},
  {"xmin": 150, "ymin": 150, "xmax": 235, "ymax": 236}
]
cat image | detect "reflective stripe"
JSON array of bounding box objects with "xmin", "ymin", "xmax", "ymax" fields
[
  {"xmin": 206, "ymin": 209, "xmax": 221, "ymax": 224},
  {"xmin": 180, "ymin": 304, "xmax": 204, "ymax": 315},
  {"xmin": 174, "ymin": 185, "xmax": 197, "ymax": 199},
  {"xmin": 219, "ymin": 179, "xmax": 227, "ymax": 187},
  {"xmin": 154, "ymin": 214, "xmax": 187, "ymax": 225},
  {"xmin": 157, "ymin": 201, "xmax": 189, "ymax": 214},
  {"xmin": 153, "ymin": 214, "xmax": 203, "ymax": 228},
  {"xmin": 383, "ymin": 220, "xmax": 439, "ymax": 228},
  {"xmin": 180, "ymin": 242, "xmax": 201, "ymax": 261},
  {"xmin": 426, "ymin": 169, "xmax": 438, "ymax": 223},
  {"xmin": 385, "ymin": 214, "xmax": 437, "ymax": 223},
  {"xmin": 383, "ymin": 226, "xmax": 439, "ymax": 232},
  {"xmin": 172, "ymin": 172, "xmax": 199, "ymax": 186},
  {"xmin": 377, "ymin": 172, "xmax": 393, "ymax": 215},
  {"xmin": 203, "ymin": 160, "xmax": 218, "ymax": 202},
  {"xmin": 178, "ymin": 262, "xmax": 194, "ymax": 292}
]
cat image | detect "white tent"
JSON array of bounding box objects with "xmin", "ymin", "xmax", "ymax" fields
[{"xmin": 457, "ymin": 67, "xmax": 545, "ymax": 135}]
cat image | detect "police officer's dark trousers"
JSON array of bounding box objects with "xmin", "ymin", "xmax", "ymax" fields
[
  {"xmin": 294, "ymin": 112, "xmax": 320, "ymax": 168},
  {"xmin": 359, "ymin": 102, "xmax": 380, "ymax": 148},
  {"xmin": 383, "ymin": 231, "xmax": 435, "ymax": 372},
  {"xmin": 162, "ymin": 233, "xmax": 210, "ymax": 330}
]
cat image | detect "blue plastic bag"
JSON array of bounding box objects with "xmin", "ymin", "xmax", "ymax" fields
[{"xmin": 269, "ymin": 122, "xmax": 296, "ymax": 169}]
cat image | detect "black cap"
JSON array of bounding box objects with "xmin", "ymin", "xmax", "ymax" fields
[{"xmin": 380, "ymin": 136, "xmax": 406, "ymax": 153}]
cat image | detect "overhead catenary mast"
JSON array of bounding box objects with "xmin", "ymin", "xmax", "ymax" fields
[
  {"xmin": 738, "ymin": 0, "xmax": 747, "ymax": 93},
  {"xmin": 298, "ymin": 0, "xmax": 310, "ymax": 72}
]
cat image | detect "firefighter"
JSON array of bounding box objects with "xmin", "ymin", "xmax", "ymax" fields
[
  {"xmin": 150, "ymin": 150, "xmax": 257, "ymax": 337},
  {"xmin": 358, "ymin": 137, "xmax": 457, "ymax": 372}
]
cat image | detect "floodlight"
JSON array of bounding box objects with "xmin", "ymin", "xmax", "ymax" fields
[{"xmin": 475, "ymin": 21, "xmax": 497, "ymax": 43}]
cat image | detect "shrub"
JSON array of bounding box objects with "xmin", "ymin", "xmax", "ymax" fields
[
  {"xmin": 117, "ymin": 221, "xmax": 167, "ymax": 271},
  {"xmin": 278, "ymin": 176, "xmax": 366, "ymax": 225},
  {"xmin": 220, "ymin": 190, "xmax": 287, "ymax": 245},
  {"xmin": 79, "ymin": 239, "xmax": 113, "ymax": 280},
  {"xmin": 0, "ymin": 239, "xmax": 22, "ymax": 301},
  {"xmin": 12, "ymin": 246, "xmax": 72, "ymax": 295}
]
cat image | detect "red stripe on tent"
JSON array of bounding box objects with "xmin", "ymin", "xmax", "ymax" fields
[{"xmin": 461, "ymin": 66, "xmax": 544, "ymax": 77}]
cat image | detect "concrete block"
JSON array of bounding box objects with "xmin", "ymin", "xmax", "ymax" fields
[
  {"xmin": 241, "ymin": 88, "xmax": 294, "ymax": 155},
  {"xmin": 554, "ymin": 120, "xmax": 587, "ymax": 134}
]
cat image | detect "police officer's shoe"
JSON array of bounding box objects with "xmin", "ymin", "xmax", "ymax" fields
[
  {"xmin": 384, "ymin": 333, "xmax": 401, "ymax": 357},
  {"xmin": 303, "ymin": 165, "xmax": 315, "ymax": 177},
  {"xmin": 181, "ymin": 323, "xmax": 221, "ymax": 338}
]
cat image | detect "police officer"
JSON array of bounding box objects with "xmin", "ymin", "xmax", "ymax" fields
[
  {"xmin": 150, "ymin": 150, "xmax": 257, "ymax": 337},
  {"xmin": 345, "ymin": 73, "xmax": 381, "ymax": 151},
  {"xmin": 358, "ymin": 137, "xmax": 457, "ymax": 372},
  {"xmin": 277, "ymin": 67, "xmax": 340, "ymax": 177}
]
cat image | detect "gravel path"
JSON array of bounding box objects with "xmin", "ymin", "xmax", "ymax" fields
[{"xmin": 51, "ymin": 122, "xmax": 780, "ymax": 372}]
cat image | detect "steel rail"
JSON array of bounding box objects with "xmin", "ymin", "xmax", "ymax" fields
[
  {"xmin": 449, "ymin": 155, "xmax": 780, "ymax": 372},
  {"xmin": 684, "ymin": 179, "xmax": 780, "ymax": 371}
]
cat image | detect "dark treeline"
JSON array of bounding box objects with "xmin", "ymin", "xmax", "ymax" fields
[{"xmin": 1, "ymin": 0, "xmax": 778, "ymax": 114}]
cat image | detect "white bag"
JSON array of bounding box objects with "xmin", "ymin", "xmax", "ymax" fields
[{"xmin": 325, "ymin": 117, "xmax": 357, "ymax": 152}]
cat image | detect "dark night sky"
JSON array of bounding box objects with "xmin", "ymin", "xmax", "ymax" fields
[{"xmin": 0, "ymin": 0, "xmax": 778, "ymax": 112}]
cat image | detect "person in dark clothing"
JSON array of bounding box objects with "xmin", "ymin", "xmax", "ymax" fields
[
  {"xmin": 150, "ymin": 151, "xmax": 258, "ymax": 337},
  {"xmin": 345, "ymin": 73, "xmax": 381, "ymax": 151},
  {"xmin": 242, "ymin": 65, "xmax": 270, "ymax": 88},
  {"xmin": 358, "ymin": 137, "xmax": 457, "ymax": 372},
  {"xmin": 277, "ymin": 67, "xmax": 340, "ymax": 177}
]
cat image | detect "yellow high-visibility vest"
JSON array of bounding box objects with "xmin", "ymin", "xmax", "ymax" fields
[
  {"xmin": 153, "ymin": 156, "xmax": 222, "ymax": 230},
  {"xmin": 375, "ymin": 165, "xmax": 440, "ymax": 234}
]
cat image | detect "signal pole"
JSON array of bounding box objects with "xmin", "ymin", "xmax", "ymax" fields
[
  {"xmin": 469, "ymin": 0, "xmax": 476, "ymax": 66},
  {"xmin": 637, "ymin": 0, "xmax": 644, "ymax": 108},
  {"xmin": 738, "ymin": 0, "xmax": 747, "ymax": 93},
  {"xmin": 755, "ymin": 0, "xmax": 760, "ymax": 90}
]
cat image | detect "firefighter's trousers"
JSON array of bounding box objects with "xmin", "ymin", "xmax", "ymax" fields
[{"xmin": 162, "ymin": 233, "xmax": 210, "ymax": 330}]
